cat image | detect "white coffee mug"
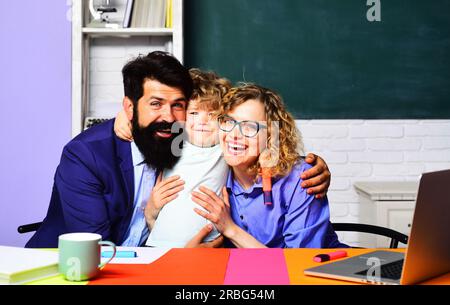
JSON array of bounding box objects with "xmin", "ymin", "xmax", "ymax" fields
[{"xmin": 58, "ymin": 232, "xmax": 116, "ymax": 281}]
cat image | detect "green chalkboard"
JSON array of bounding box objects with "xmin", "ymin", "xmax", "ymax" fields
[{"xmin": 184, "ymin": 0, "xmax": 450, "ymax": 119}]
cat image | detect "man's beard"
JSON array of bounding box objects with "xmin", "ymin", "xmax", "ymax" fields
[{"xmin": 131, "ymin": 110, "xmax": 184, "ymax": 171}]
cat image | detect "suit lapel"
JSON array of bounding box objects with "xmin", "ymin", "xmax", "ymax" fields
[
  {"xmin": 116, "ymin": 137, "xmax": 134, "ymax": 208},
  {"xmin": 115, "ymin": 137, "xmax": 136, "ymax": 245}
]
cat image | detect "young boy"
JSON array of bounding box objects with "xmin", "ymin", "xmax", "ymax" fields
[{"xmin": 114, "ymin": 68, "xmax": 231, "ymax": 247}]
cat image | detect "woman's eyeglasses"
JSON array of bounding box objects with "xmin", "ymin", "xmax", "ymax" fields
[{"xmin": 218, "ymin": 115, "xmax": 267, "ymax": 138}]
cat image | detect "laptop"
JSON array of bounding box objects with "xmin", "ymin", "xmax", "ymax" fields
[{"xmin": 304, "ymin": 169, "xmax": 450, "ymax": 285}]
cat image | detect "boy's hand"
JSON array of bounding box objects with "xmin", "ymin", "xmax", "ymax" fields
[
  {"xmin": 301, "ymin": 153, "xmax": 331, "ymax": 199},
  {"xmin": 185, "ymin": 224, "xmax": 224, "ymax": 248},
  {"xmin": 114, "ymin": 110, "xmax": 133, "ymax": 141}
]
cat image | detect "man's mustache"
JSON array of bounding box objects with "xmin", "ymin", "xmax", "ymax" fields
[
  {"xmin": 147, "ymin": 121, "xmax": 173, "ymax": 132},
  {"xmin": 141, "ymin": 121, "xmax": 183, "ymax": 135}
]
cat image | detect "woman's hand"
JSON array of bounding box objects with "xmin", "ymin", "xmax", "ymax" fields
[
  {"xmin": 144, "ymin": 173, "xmax": 185, "ymax": 229},
  {"xmin": 114, "ymin": 110, "xmax": 133, "ymax": 141},
  {"xmin": 301, "ymin": 153, "xmax": 331, "ymax": 199},
  {"xmin": 191, "ymin": 186, "xmax": 238, "ymax": 238}
]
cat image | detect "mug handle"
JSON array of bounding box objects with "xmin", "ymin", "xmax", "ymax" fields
[{"xmin": 98, "ymin": 241, "xmax": 116, "ymax": 268}]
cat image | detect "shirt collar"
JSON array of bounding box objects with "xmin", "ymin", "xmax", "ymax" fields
[
  {"xmin": 226, "ymin": 170, "xmax": 263, "ymax": 196},
  {"xmin": 130, "ymin": 141, "xmax": 145, "ymax": 167}
]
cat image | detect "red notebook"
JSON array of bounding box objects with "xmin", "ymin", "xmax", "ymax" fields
[{"xmin": 89, "ymin": 248, "xmax": 230, "ymax": 285}]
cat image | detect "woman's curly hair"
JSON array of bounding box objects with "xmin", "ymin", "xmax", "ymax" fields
[{"xmin": 220, "ymin": 83, "xmax": 303, "ymax": 178}]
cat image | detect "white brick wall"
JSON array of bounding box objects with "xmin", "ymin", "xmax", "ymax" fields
[
  {"xmin": 298, "ymin": 119, "xmax": 450, "ymax": 246},
  {"xmin": 88, "ymin": 36, "xmax": 172, "ymax": 117}
]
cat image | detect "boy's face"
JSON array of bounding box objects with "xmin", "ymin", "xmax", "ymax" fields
[{"xmin": 185, "ymin": 99, "xmax": 219, "ymax": 147}]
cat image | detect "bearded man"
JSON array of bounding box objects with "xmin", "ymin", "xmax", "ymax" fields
[{"xmin": 26, "ymin": 52, "xmax": 197, "ymax": 247}]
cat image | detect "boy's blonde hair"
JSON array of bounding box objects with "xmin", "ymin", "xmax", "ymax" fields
[{"xmin": 189, "ymin": 68, "xmax": 231, "ymax": 113}]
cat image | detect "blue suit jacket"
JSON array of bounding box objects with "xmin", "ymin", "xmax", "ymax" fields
[{"xmin": 26, "ymin": 120, "xmax": 136, "ymax": 248}]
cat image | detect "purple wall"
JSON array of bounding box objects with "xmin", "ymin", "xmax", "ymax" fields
[{"xmin": 0, "ymin": 1, "xmax": 71, "ymax": 246}]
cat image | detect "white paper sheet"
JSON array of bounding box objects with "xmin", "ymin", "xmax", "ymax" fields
[{"xmin": 100, "ymin": 246, "xmax": 170, "ymax": 265}]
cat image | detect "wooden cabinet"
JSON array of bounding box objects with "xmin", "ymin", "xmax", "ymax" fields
[{"xmin": 354, "ymin": 181, "xmax": 419, "ymax": 248}]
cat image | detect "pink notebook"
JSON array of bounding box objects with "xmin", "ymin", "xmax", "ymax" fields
[{"xmin": 224, "ymin": 248, "xmax": 290, "ymax": 285}]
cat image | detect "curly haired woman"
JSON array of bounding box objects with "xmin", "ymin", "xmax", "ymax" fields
[{"xmin": 191, "ymin": 84, "xmax": 347, "ymax": 248}]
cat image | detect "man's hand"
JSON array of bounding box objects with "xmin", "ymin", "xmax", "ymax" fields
[
  {"xmin": 144, "ymin": 173, "xmax": 185, "ymax": 229},
  {"xmin": 301, "ymin": 153, "xmax": 331, "ymax": 199},
  {"xmin": 185, "ymin": 224, "xmax": 224, "ymax": 248}
]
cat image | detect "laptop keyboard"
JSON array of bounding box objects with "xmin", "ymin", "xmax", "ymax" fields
[{"xmin": 355, "ymin": 259, "xmax": 404, "ymax": 280}]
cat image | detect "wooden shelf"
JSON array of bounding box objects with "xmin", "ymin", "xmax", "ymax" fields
[
  {"xmin": 82, "ymin": 27, "xmax": 173, "ymax": 37},
  {"xmin": 72, "ymin": 0, "xmax": 184, "ymax": 137}
]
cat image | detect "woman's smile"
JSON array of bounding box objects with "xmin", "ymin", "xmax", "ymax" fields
[{"xmin": 226, "ymin": 141, "xmax": 248, "ymax": 155}]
